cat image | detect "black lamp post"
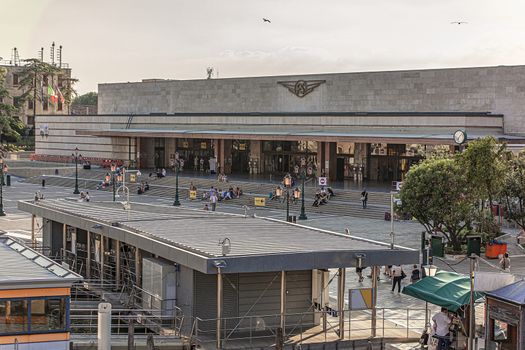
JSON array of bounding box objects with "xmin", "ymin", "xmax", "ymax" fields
[
  {"xmin": 111, "ymin": 163, "xmax": 117, "ymax": 201},
  {"xmin": 173, "ymin": 152, "xmax": 181, "ymax": 206},
  {"xmin": 0, "ymin": 158, "xmax": 6, "ymax": 216},
  {"xmin": 294, "ymin": 157, "xmax": 310, "ymax": 220},
  {"xmin": 72, "ymin": 147, "xmax": 81, "ymax": 195},
  {"xmin": 283, "ymin": 174, "xmax": 292, "ymax": 221}
]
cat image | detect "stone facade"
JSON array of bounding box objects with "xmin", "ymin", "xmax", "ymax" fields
[{"xmin": 99, "ymin": 65, "xmax": 525, "ymax": 135}]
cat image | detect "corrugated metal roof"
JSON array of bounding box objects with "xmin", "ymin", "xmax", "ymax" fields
[
  {"xmin": 35, "ymin": 200, "xmax": 395, "ymax": 258},
  {"xmin": 0, "ymin": 236, "xmax": 82, "ymax": 286}
]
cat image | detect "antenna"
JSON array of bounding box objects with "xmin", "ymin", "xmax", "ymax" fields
[
  {"xmin": 50, "ymin": 42, "xmax": 55, "ymax": 65},
  {"xmin": 38, "ymin": 47, "xmax": 44, "ymax": 61},
  {"xmin": 12, "ymin": 47, "xmax": 20, "ymax": 66},
  {"xmin": 206, "ymin": 67, "xmax": 214, "ymax": 79},
  {"xmin": 57, "ymin": 45, "xmax": 62, "ymax": 67}
]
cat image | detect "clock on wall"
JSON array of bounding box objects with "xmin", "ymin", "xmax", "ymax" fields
[{"xmin": 453, "ymin": 130, "xmax": 467, "ymax": 145}]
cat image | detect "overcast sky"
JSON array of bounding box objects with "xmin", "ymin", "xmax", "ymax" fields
[{"xmin": 2, "ymin": 0, "xmax": 525, "ymax": 94}]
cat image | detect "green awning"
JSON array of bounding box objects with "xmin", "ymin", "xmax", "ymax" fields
[{"xmin": 402, "ymin": 271, "xmax": 484, "ymax": 312}]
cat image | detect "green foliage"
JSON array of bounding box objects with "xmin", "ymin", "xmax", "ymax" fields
[
  {"xmin": 72, "ymin": 92, "xmax": 97, "ymax": 106},
  {"xmin": 0, "ymin": 67, "xmax": 24, "ymax": 143},
  {"xmin": 500, "ymin": 153, "xmax": 525, "ymax": 230},
  {"xmin": 399, "ymin": 158, "xmax": 476, "ymax": 252},
  {"xmin": 458, "ymin": 136, "xmax": 507, "ymax": 204}
]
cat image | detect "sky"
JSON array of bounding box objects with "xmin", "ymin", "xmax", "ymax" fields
[{"xmin": 2, "ymin": 0, "xmax": 525, "ymax": 94}]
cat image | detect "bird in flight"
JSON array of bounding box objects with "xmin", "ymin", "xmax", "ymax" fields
[
  {"xmin": 263, "ymin": 18, "xmax": 271, "ymax": 23},
  {"xmin": 451, "ymin": 21, "xmax": 468, "ymax": 25}
]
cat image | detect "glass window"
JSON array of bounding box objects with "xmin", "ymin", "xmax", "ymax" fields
[
  {"xmin": 12, "ymin": 73, "xmax": 19, "ymax": 85},
  {"xmin": 0, "ymin": 300, "xmax": 28, "ymax": 334},
  {"xmin": 30, "ymin": 298, "xmax": 66, "ymax": 332}
]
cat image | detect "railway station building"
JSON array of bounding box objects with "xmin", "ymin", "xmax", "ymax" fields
[{"xmin": 34, "ymin": 65, "xmax": 525, "ymax": 182}]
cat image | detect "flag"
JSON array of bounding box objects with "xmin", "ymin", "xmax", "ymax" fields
[
  {"xmin": 55, "ymin": 84, "xmax": 65, "ymax": 104},
  {"xmin": 47, "ymin": 85, "xmax": 57, "ymax": 104}
]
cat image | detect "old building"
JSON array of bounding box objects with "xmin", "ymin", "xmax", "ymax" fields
[
  {"xmin": 1, "ymin": 47, "xmax": 71, "ymax": 127},
  {"xmin": 34, "ymin": 65, "xmax": 525, "ymax": 181}
]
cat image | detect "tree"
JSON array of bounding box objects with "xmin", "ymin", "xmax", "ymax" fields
[
  {"xmin": 0, "ymin": 68, "xmax": 23, "ymax": 143},
  {"xmin": 72, "ymin": 92, "xmax": 97, "ymax": 106},
  {"xmin": 458, "ymin": 136, "xmax": 507, "ymax": 205},
  {"xmin": 399, "ymin": 158, "xmax": 476, "ymax": 252},
  {"xmin": 501, "ymin": 153, "xmax": 525, "ymax": 230}
]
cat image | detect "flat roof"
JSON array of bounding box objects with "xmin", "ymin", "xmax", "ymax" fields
[
  {"xmin": 19, "ymin": 200, "xmax": 419, "ymax": 274},
  {"xmin": 76, "ymin": 128, "xmax": 525, "ymax": 145},
  {"xmin": 0, "ymin": 236, "xmax": 82, "ymax": 289}
]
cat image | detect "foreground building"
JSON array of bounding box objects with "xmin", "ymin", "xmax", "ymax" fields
[
  {"xmin": 19, "ymin": 199, "xmax": 419, "ymax": 348},
  {"xmin": 34, "ymin": 65, "xmax": 525, "ymax": 181}
]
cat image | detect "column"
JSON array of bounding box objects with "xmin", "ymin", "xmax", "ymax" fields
[
  {"xmin": 100, "ymin": 235, "xmax": 105, "ymax": 283},
  {"xmin": 280, "ymin": 271, "xmax": 287, "ymax": 331},
  {"xmin": 115, "ymin": 240, "xmax": 121, "ymax": 288},
  {"xmin": 62, "ymin": 224, "xmax": 67, "ymax": 260},
  {"xmin": 338, "ymin": 268, "xmax": 346, "ymax": 339},
  {"xmin": 86, "ymin": 231, "xmax": 91, "ymax": 279},
  {"xmin": 135, "ymin": 247, "xmax": 142, "ymax": 286},
  {"xmin": 136, "ymin": 137, "xmax": 141, "ymax": 168},
  {"xmin": 216, "ymin": 268, "xmax": 223, "ymax": 349},
  {"xmin": 31, "ymin": 215, "xmax": 36, "ymax": 247},
  {"xmin": 371, "ymin": 266, "xmax": 378, "ymax": 337},
  {"xmin": 218, "ymin": 139, "xmax": 225, "ymax": 174}
]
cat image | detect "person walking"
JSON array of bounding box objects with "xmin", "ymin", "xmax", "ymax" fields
[
  {"xmin": 391, "ymin": 265, "xmax": 405, "ymax": 293},
  {"xmin": 210, "ymin": 191, "xmax": 217, "ymax": 211},
  {"xmin": 356, "ymin": 266, "xmax": 365, "ymax": 283},
  {"xmin": 361, "ymin": 189, "xmax": 368, "ymax": 209},
  {"xmin": 499, "ymin": 252, "xmax": 511, "ymax": 271},
  {"xmin": 410, "ymin": 265, "xmax": 421, "ymax": 283}
]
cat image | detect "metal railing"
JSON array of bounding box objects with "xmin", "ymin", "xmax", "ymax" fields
[{"xmin": 191, "ymin": 307, "xmax": 427, "ymax": 347}]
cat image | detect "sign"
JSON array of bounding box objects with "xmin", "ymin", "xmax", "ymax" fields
[
  {"xmin": 189, "ymin": 190, "xmax": 197, "ymax": 200},
  {"xmin": 239, "ymin": 143, "xmax": 246, "ymax": 151},
  {"xmin": 129, "ymin": 174, "xmax": 136, "ymax": 183},
  {"xmin": 200, "ymin": 142, "xmax": 207, "ymax": 150},
  {"xmin": 392, "ymin": 181, "xmax": 403, "ymax": 192},
  {"xmin": 348, "ymin": 288, "xmax": 374, "ymax": 310},
  {"xmin": 318, "ymin": 177, "xmax": 327, "ymax": 186},
  {"xmin": 182, "ymin": 141, "xmax": 189, "ymax": 148},
  {"xmin": 254, "ymin": 197, "xmax": 266, "ymax": 207}
]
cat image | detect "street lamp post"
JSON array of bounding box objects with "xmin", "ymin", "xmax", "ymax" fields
[
  {"xmin": 111, "ymin": 163, "xmax": 117, "ymax": 202},
  {"xmin": 72, "ymin": 147, "xmax": 81, "ymax": 195},
  {"xmin": 0, "ymin": 158, "xmax": 6, "ymax": 216},
  {"xmin": 283, "ymin": 174, "xmax": 294, "ymax": 222},
  {"xmin": 294, "ymin": 157, "xmax": 309, "ymax": 221},
  {"xmin": 173, "ymin": 152, "xmax": 181, "ymax": 206}
]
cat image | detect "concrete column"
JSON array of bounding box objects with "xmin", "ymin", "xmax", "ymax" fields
[
  {"xmin": 31, "ymin": 215, "xmax": 36, "ymax": 247},
  {"xmin": 371, "ymin": 266, "xmax": 378, "ymax": 337},
  {"xmin": 86, "ymin": 231, "xmax": 91, "ymax": 279},
  {"xmin": 136, "ymin": 138, "xmax": 141, "ymax": 168},
  {"xmin": 338, "ymin": 268, "xmax": 346, "ymax": 340},
  {"xmin": 280, "ymin": 271, "xmax": 286, "ymax": 331},
  {"xmin": 62, "ymin": 224, "xmax": 67, "ymax": 260},
  {"xmin": 218, "ymin": 139, "xmax": 225, "ymax": 174},
  {"xmin": 115, "ymin": 240, "xmax": 120, "ymax": 289},
  {"xmin": 100, "ymin": 235, "xmax": 105, "ymax": 283},
  {"xmin": 216, "ymin": 268, "xmax": 223, "ymax": 349},
  {"xmin": 135, "ymin": 247, "xmax": 142, "ymax": 287},
  {"xmin": 97, "ymin": 302, "xmax": 112, "ymax": 350}
]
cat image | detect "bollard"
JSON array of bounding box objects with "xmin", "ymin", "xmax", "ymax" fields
[
  {"xmin": 98, "ymin": 302, "xmax": 112, "ymax": 350},
  {"xmin": 41, "ymin": 178, "xmax": 45, "ymax": 188},
  {"xmin": 6, "ymin": 174, "xmax": 10, "ymax": 186}
]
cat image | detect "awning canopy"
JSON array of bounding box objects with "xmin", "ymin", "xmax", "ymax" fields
[
  {"xmin": 402, "ymin": 271, "xmax": 484, "ymax": 312},
  {"xmin": 486, "ymin": 280, "xmax": 525, "ymax": 306}
]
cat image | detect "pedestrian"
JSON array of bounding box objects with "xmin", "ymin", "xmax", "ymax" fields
[
  {"xmin": 410, "ymin": 264, "xmax": 421, "ymax": 283},
  {"xmin": 210, "ymin": 192, "xmax": 217, "ymax": 211},
  {"xmin": 361, "ymin": 189, "xmax": 368, "ymax": 209},
  {"xmin": 356, "ymin": 266, "xmax": 364, "ymax": 282},
  {"xmin": 499, "ymin": 252, "xmax": 511, "ymax": 271},
  {"xmin": 203, "ymin": 204, "xmax": 209, "ymax": 211},
  {"xmin": 85, "ymin": 192, "xmax": 90, "ymax": 202},
  {"xmin": 432, "ymin": 308, "xmax": 452, "ymax": 350},
  {"xmin": 391, "ymin": 265, "xmax": 405, "ymax": 293}
]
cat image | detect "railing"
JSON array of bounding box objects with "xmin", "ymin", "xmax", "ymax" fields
[
  {"xmin": 70, "ymin": 308, "xmax": 181, "ymax": 336},
  {"xmin": 191, "ymin": 307, "xmax": 427, "ymax": 347}
]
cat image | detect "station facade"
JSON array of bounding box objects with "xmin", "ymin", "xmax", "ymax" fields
[{"xmin": 34, "ymin": 65, "xmax": 525, "ymax": 181}]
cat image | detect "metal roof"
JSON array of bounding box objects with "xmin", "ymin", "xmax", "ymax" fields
[
  {"xmin": 19, "ymin": 199, "xmax": 419, "ymax": 274},
  {"xmin": 0, "ymin": 236, "xmax": 82, "ymax": 289}
]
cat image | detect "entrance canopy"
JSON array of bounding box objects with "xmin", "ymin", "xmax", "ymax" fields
[{"xmin": 402, "ymin": 271, "xmax": 484, "ymax": 312}]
